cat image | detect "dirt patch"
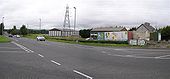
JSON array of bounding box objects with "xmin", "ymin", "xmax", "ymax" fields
[{"xmin": 146, "ymin": 41, "xmax": 170, "ymax": 48}]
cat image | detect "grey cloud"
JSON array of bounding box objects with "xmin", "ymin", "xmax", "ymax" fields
[{"xmin": 1, "ymin": 0, "xmax": 170, "ymax": 29}]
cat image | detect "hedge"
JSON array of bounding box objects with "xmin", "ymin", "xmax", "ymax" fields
[{"xmin": 79, "ymin": 40, "xmax": 128, "ymax": 44}]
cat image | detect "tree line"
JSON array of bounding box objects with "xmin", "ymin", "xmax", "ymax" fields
[
  {"xmin": 6, "ymin": 25, "xmax": 48, "ymax": 36},
  {"xmin": 159, "ymin": 26, "xmax": 170, "ymax": 41}
]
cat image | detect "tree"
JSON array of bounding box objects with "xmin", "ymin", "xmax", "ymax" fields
[
  {"xmin": 129, "ymin": 27, "xmax": 137, "ymax": 31},
  {"xmin": 160, "ymin": 26, "xmax": 170, "ymax": 41},
  {"xmin": 11, "ymin": 26, "xmax": 18, "ymax": 35},
  {"xmin": 20, "ymin": 25, "xmax": 28, "ymax": 35},
  {"xmin": 79, "ymin": 29, "xmax": 91, "ymax": 38},
  {"xmin": 0, "ymin": 23, "xmax": 4, "ymax": 35}
]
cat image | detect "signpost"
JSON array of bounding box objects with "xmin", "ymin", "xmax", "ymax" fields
[{"xmin": 129, "ymin": 39, "xmax": 146, "ymax": 46}]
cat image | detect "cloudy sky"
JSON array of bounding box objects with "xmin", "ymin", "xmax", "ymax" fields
[{"xmin": 0, "ymin": 0, "xmax": 170, "ymax": 29}]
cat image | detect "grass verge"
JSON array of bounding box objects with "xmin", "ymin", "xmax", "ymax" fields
[
  {"xmin": 23, "ymin": 34, "xmax": 46, "ymax": 39},
  {"xmin": 0, "ymin": 35, "xmax": 11, "ymax": 43}
]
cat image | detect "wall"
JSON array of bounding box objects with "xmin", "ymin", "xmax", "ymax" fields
[
  {"xmin": 134, "ymin": 25, "xmax": 151, "ymax": 41},
  {"xmin": 133, "ymin": 31, "xmax": 150, "ymax": 41},
  {"xmin": 97, "ymin": 31, "xmax": 128, "ymax": 41},
  {"xmin": 49, "ymin": 31, "xmax": 62, "ymax": 37}
]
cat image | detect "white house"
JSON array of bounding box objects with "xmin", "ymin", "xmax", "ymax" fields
[
  {"xmin": 49, "ymin": 28, "xmax": 79, "ymax": 37},
  {"xmin": 49, "ymin": 28, "xmax": 62, "ymax": 37}
]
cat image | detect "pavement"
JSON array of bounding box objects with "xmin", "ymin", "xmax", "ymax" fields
[{"xmin": 0, "ymin": 37, "xmax": 170, "ymax": 79}]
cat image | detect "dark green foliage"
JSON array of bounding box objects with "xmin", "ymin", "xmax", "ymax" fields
[
  {"xmin": 79, "ymin": 29, "xmax": 91, "ymax": 38},
  {"xmin": 49, "ymin": 36, "xmax": 128, "ymax": 44},
  {"xmin": 160, "ymin": 26, "xmax": 170, "ymax": 41},
  {"xmin": 79, "ymin": 40, "xmax": 128, "ymax": 44},
  {"xmin": 0, "ymin": 23, "xmax": 4, "ymax": 35},
  {"xmin": 150, "ymin": 32, "xmax": 159, "ymax": 41},
  {"xmin": 11, "ymin": 26, "xmax": 18, "ymax": 35},
  {"xmin": 129, "ymin": 27, "xmax": 137, "ymax": 31},
  {"xmin": 20, "ymin": 25, "xmax": 28, "ymax": 35},
  {"xmin": 28, "ymin": 29, "xmax": 48, "ymax": 34}
]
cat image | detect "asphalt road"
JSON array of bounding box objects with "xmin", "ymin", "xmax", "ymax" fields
[{"xmin": 0, "ymin": 37, "xmax": 170, "ymax": 79}]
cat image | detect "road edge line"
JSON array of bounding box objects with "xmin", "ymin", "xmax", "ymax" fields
[
  {"xmin": 50, "ymin": 60, "xmax": 61, "ymax": 66},
  {"xmin": 11, "ymin": 41, "xmax": 34, "ymax": 53},
  {"xmin": 73, "ymin": 70, "xmax": 93, "ymax": 79}
]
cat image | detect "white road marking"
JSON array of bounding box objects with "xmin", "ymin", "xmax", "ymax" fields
[
  {"xmin": 154, "ymin": 55, "xmax": 170, "ymax": 58},
  {"xmin": 50, "ymin": 60, "xmax": 61, "ymax": 66},
  {"xmin": 73, "ymin": 70, "xmax": 93, "ymax": 79},
  {"xmin": 102, "ymin": 50, "xmax": 170, "ymax": 60},
  {"xmin": 156, "ymin": 58, "xmax": 170, "ymax": 59},
  {"xmin": 38, "ymin": 54, "xmax": 44, "ymax": 57},
  {"xmin": 113, "ymin": 54, "xmax": 155, "ymax": 59},
  {"xmin": 11, "ymin": 41, "xmax": 34, "ymax": 53},
  {"xmin": 125, "ymin": 55, "xmax": 134, "ymax": 57},
  {"xmin": 129, "ymin": 56, "xmax": 155, "ymax": 59},
  {"xmin": 114, "ymin": 48, "xmax": 170, "ymax": 52},
  {"xmin": 112, "ymin": 54, "xmax": 170, "ymax": 60},
  {"xmin": 101, "ymin": 51, "xmax": 107, "ymax": 54},
  {"xmin": 107, "ymin": 54, "xmax": 112, "ymax": 55},
  {"xmin": 114, "ymin": 49, "xmax": 124, "ymax": 50}
]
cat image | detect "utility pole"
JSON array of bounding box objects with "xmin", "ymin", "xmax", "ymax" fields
[
  {"xmin": 73, "ymin": 7, "xmax": 76, "ymax": 35},
  {"xmin": 1, "ymin": 17, "xmax": 4, "ymax": 35},
  {"xmin": 39, "ymin": 18, "xmax": 41, "ymax": 34},
  {"xmin": 39, "ymin": 18, "xmax": 41, "ymax": 30},
  {"xmin": 27, "ymin": 24, "xmax": 29, "ymax": 34}
]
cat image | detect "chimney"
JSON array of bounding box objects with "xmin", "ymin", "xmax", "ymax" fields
[{"xmin": 144, "ymin": 22, "xmax": 150, "ymax": 26}]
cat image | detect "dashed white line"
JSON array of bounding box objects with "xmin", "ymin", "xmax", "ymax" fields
[
  {"xmin": 12, "ymin": 41, "xmax": 34, "ymax": 53},
  {"xmin": 73, "ymin": 70, "xmax": 93, "ymax": 79},
  {"xmin": 38, "ymin": 54, "xmax": 44, "ymax": 57},
  {"xmin": 50, "ymin": 60, "xmax": 61, "ymax": 66}
]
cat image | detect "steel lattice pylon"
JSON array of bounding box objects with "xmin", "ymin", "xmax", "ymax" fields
[{"xmin": 63, "ymin": 5, "xmax": 71, "ymax": 36}]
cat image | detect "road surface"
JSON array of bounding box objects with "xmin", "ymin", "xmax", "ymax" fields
[{"xmin": 0, "ymin": 37, "xmax": 170, "ymax": 79}]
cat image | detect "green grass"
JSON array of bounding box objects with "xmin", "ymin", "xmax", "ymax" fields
[
  {"xmin": 0, "ymin": 35, "xmax": 11, "ymax": 43},
  {"xmin": 23, "ymin": 34, "xmax": 47, "ymax": 39},
  {"xmin": 78, "ymin": 42, "xmax": 129, "ymax": 47},
  {"xmin": 167, "ymin": 45, "xmax": 170, "ymax": 48}
]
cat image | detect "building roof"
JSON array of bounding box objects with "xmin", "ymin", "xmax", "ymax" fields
[
  {"xmin": 91, "ymin": 26, "xmax": 127, "ymax": 32},
  {"xmin": 49, "ymin": 28, "xmax": 61, "ymax": 31},
  {"xmin": 113, "ymin": 27, "xmax": 127, "ymax": 32},
  {"xmin": 137, "ymin": 22, "xmax": 156, "ymax": 32},
  {"xmin": 49, "ymin": 28, "xmax": 79, "ymax": 32}
]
